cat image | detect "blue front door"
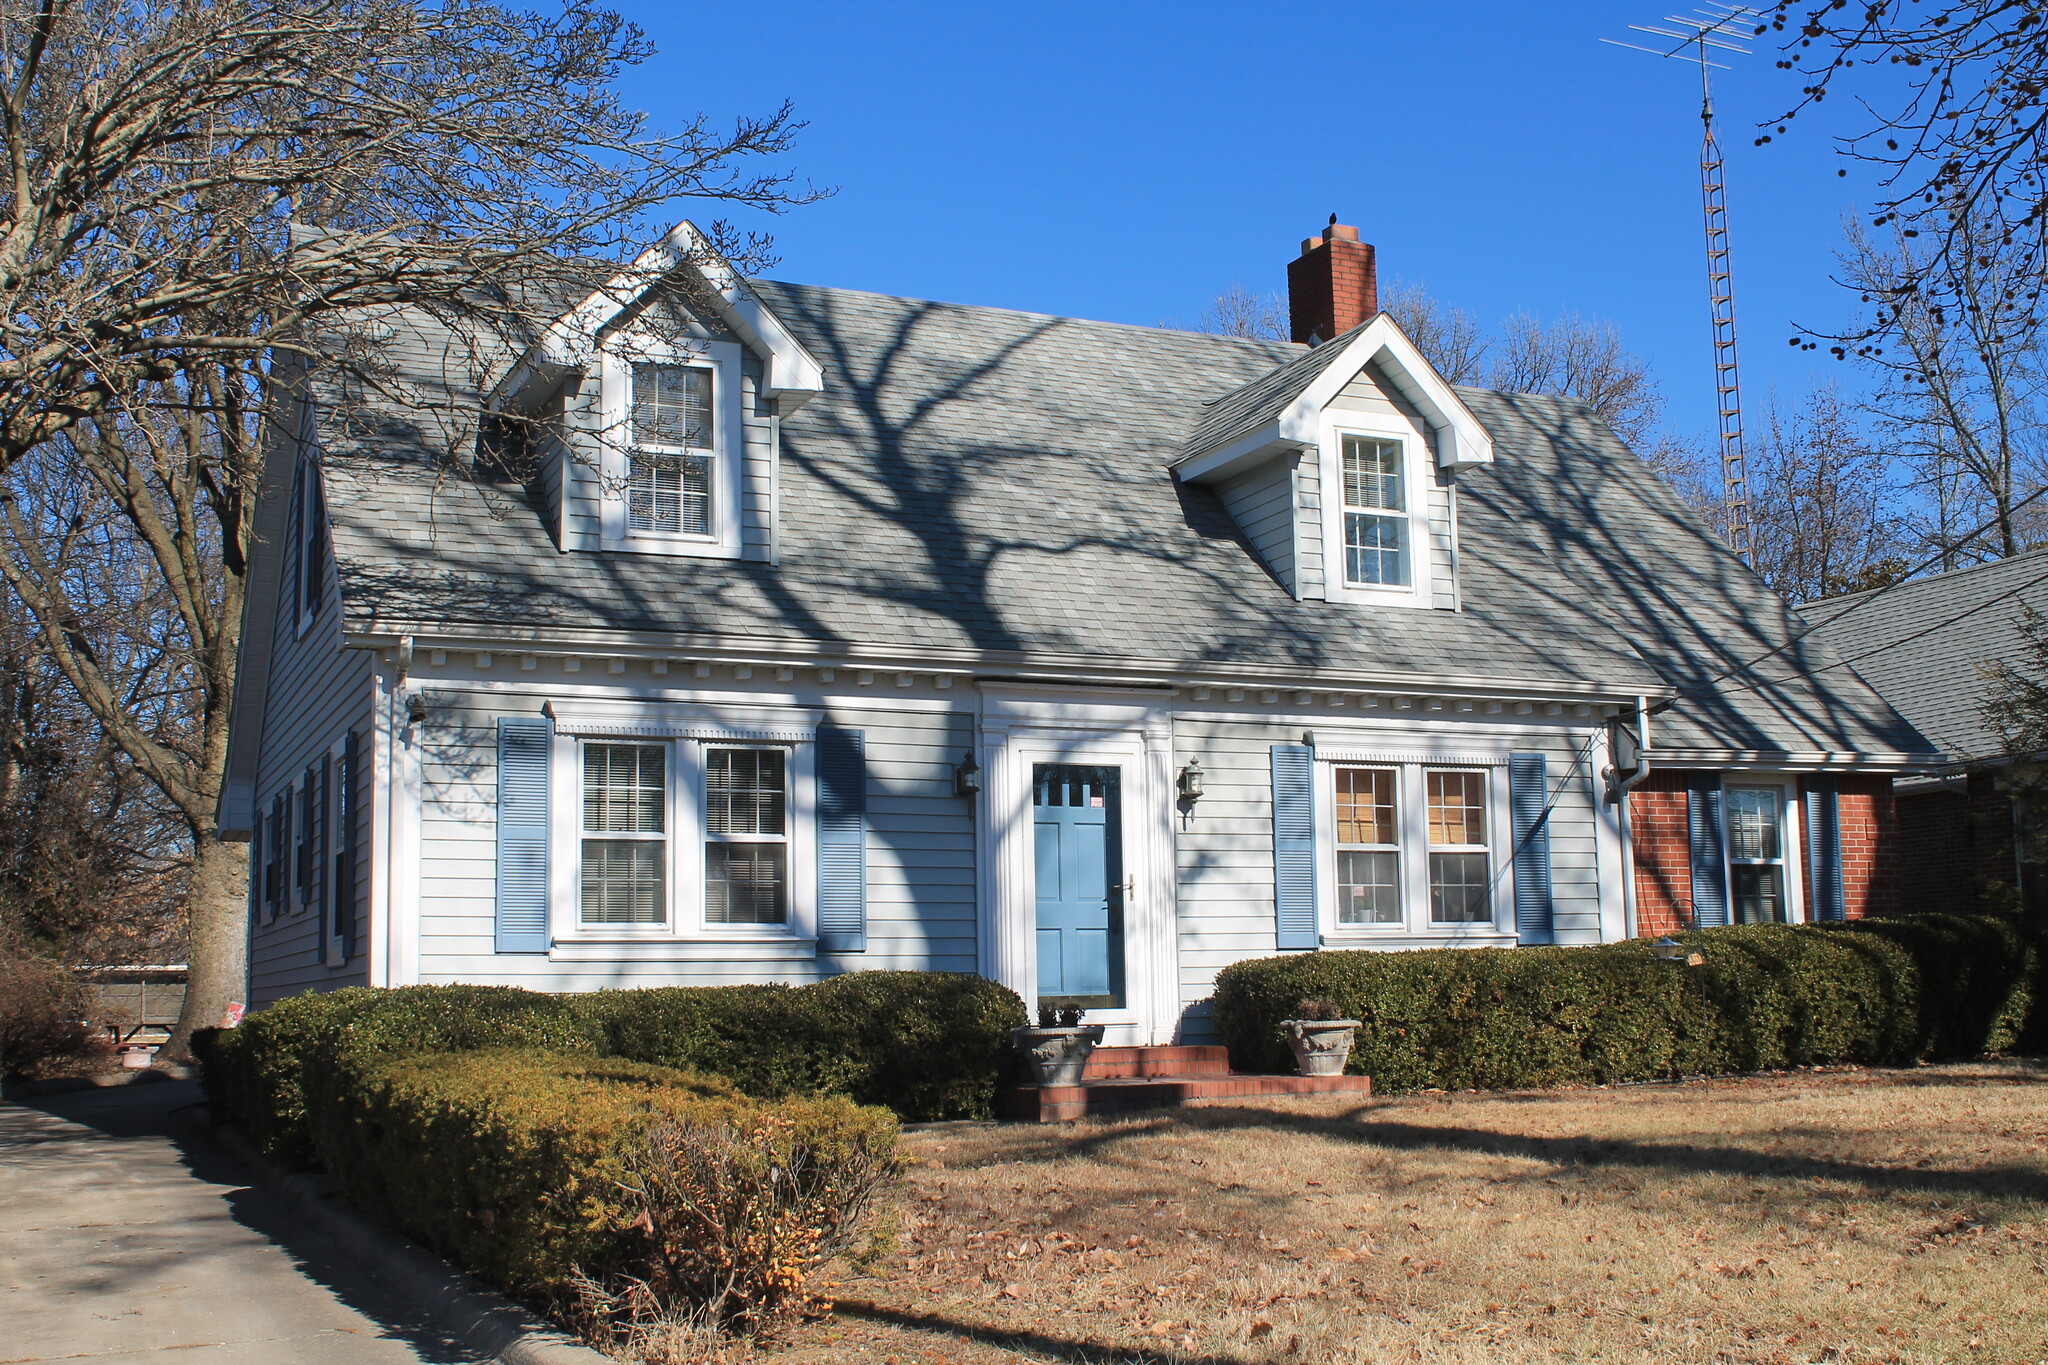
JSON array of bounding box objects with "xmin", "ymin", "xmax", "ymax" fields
[{"xmin": 1033, "ymin": 764, "xmax": 1124, "ymax": 1008}]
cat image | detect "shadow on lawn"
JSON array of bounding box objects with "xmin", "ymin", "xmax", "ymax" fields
[
  {"xmin": 835, "ymin": 1298, "xmax": 1261, "ymax": 1365},
  {"xmin": 1027, "ymin": 1096, "xmax": 2048, "ymax": 1207}
]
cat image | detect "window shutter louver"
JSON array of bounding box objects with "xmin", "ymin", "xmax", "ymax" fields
[
  {"xmin": 1687, "ymin": 774, "xmax": 1729, "ymax": 928},
  {"xmin": 1805, "ymin": 777, "xmax": 1846, "ymax": 922},
  {"xmin": 816, "ymin": 727, "xmax": 867, "ymax": 953},
  {"xmin": 1271, "ymin": 744, "xmax": 1318, "ymax": 951},
  {"xmin": 265, "ymin": 793, "xmax": 287, "ymax": 921},
  {"xmin": 285, "ymin": 473, "xmax": 302, "ymax": 628},
  {"xmin": 1509, "ymin": 752, "xmax": 1554, "ymax": 945},
  {"xmin": 336, "ymin": 730, "xmax": 360, "ymax": 960},
  {"xmin": 312, "ymin": 756, "xmax": 329, "ymax": 935},
  {"xmin": 496, "ymin": 717, "xmax": 553, "ymax": 953}
]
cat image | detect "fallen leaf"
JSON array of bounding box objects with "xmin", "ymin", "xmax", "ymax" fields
[
  {"xmin": 1250, "ymin": 1320, "xmax": 1274, "ymax": 1340},
  {"xmin": 999, "ymin": 1282, "xmax": 1024, "ymax": 1299}
]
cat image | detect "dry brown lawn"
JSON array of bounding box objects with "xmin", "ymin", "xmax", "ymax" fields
[{"xmin": 768, "ymin": 1059, "xmax": 2048, "ymax": 1365}]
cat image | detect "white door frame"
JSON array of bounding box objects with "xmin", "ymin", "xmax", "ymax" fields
[{"xmin": 976, "ymin": 685, "xmax": 1177, "ymax": 1045}]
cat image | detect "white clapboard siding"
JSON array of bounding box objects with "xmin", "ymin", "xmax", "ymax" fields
[{"xmin": 1215, "ymin": 455, "xmax": 1299, "ymax": 594}]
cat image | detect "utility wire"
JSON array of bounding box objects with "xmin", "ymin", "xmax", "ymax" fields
[{"xmin": 1647, "ymin": 483, "xmax": 2048, "ymax": 718}]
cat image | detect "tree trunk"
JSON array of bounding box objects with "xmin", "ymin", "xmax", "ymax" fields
[{"xmin": 163, "ymin": 829, "xmax": 249, "ymax": 1061}]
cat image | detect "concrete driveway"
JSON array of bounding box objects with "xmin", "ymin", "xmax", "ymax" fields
[{"xmin": 0, "ymin": 1078, "xmax": 485, "ymax": 1363}]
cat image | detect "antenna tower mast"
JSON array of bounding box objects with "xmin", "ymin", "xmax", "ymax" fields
[{"xmin": 1604, "ymin": 6, "xmax": 1755, "ymax": 562}]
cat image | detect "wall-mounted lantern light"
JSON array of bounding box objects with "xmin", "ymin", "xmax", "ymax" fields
[
  {"xmin": 404, "ymin": 692, "xmax": 429, "ymax": 725},
  {"xmin": 1177, "ymin": 759, "xmax": 1205, "ymax": 803},
  {"xmin": 954, "ymin": 752, "xmax": 983, "ymax": 798}
]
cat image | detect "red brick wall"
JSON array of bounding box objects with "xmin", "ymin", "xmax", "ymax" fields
[
  {"xmin": 1630, "ymin": 771, "xmax": 1899, "ymax": 934},
  {"xmin": 1286, "ymin": 226, "xmax": 1378, "ymax": 345},
  {"xmin": 1896, "ymin": 771, "xmax": 2017, "ymax": 915},
  {"xmin": 1628, "ymin": 771, "xmax": 1695, "ymax": 937}
]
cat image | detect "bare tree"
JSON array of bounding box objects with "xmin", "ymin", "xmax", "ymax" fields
[
  {"xmin": 1379, "ymin": 280, "xmax": 1489, "ymax": 385},
  {"xmin": 0, "ymin": 0, "xmax": 824, "ymax": 1054},
  {"xmin": 1759, "ymin": 1, "xmax": 2048, "ymax": 309},
  {"xmin": 1838, "ymin": 215, "xmax": 2047, "ymax": 563},
  {"xmin": 1198, "ymin": 284, "xmax": 1288, "ymax": 342},
  {"xmin": 1739, "ymin": 385, "xmax": 1910, "ymax": 602}
]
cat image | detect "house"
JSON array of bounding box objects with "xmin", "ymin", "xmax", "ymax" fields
[
  {"xmin": 219, "ymin": 220, "xmax": 1937, "ymax": 1045},
  {"xmin": 1796, "ymin": 549, "xmax": 2048, "ymax": 913}
]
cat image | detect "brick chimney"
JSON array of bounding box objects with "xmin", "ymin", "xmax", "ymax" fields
[{"xmin": 1287, "ymin": 217, "xmax": 1378, "ymax": 346}]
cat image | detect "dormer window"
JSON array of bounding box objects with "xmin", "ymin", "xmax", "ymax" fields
[
  {"xmin": 593, "ymin": 337, "xmax": 745, "ymax": 559},
  {"xmin": 1341, "ymin": 435, "xmax": 1409, "ymax": 587},
  {"xmin": 627, "ymin": 363, "xmax": 714, "ymax": 536}
]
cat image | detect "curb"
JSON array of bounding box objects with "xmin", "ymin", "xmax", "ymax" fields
[
  {"xmin": 2, "ymin": 1063, "xmax": 197, "ymax": 1101},
  {"xmin": 209, "ymin": 1123, "xmax": 610, "ymax": 1365}
]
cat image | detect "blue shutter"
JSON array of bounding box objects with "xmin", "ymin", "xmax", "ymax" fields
[
  {"xmin": 284, "ymin": 470, "xmax": 302, "ymax": 628},
  {"xmin": 1806, "ymin": 777, "xmax": 1846, "ymax": 922},
  {"xmin": 336, "ymin": 729, "xmax": 360, "ymax": 960},
  {"xmin": 1687, "ymin": 774, "xmax": 1729, "ymax": 929},
  {"xmin": 816, "ymin": 727, "xmax": 867, "ymax": 953},
  {"xmin": 495, "ymin": 717, "xmax": 552, "ymax": 953},
  {"xmin": 311, "ymin": 755, "xmax": 329, "ymax": 936},
  {"xmin": 1271, "ymin": 744, "xmax": 1318, "ymax": 951},
  {"xmin": 1509, "ymin": 752, "xmax": 1554, "ymax": 945}
]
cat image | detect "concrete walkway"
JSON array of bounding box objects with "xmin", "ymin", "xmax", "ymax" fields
[{"xmin": 0, "ymin": 1078, "xmax": 485, "ymax": 1363}]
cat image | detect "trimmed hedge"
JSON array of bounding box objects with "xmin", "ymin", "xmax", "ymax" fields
[
  {"xmin": 577, "ymin": 970, "xmax": 1028, "ymax": 1121},
  {"xmin": 205, "ymin": 984, "xmax": 597, "ymax": 1166},
  {"xmin": 1212, "ymin": 916, "xmax": 2041, "ymax": 1094},
  {"xmin": 329, "ymin": 1048, "xmax": 898, "ymax": 1322}
]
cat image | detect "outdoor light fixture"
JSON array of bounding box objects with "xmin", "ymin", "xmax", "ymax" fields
[
  {"xmin": 953, "ymin": 752, "xmax": 983, "ymax": 798},
  {"xmin": 1178, "ymin": 759, "xmax": 1205, "ymax": 802},
  {"xmin": 404, "ymin": 692, "xmax": 428, "ymax": 725}
]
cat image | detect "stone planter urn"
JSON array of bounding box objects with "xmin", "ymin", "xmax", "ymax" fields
[
  {"xmin": 1012, "ymin": 1024, "xmax": 1106, "ymax": 1086},
  {"xmin": 1282, "ymin": 1018, "xmax": 1360, "ymax": 1077}
]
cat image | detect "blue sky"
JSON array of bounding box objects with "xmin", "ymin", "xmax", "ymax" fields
[{"xmin": 608, "ymin": 1, "xmax": 1892, "ymax": 445}]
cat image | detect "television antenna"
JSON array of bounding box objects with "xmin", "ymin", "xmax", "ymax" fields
[{"xmin": 1603, "ymin": 5, "xmax": 1756, "ymax": 564}]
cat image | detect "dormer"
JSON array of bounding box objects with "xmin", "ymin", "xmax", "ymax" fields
[
  {"xmin": 491, "ymin": 222, "xmax": 824, "ymax": 560},
  {"xmin": 1176, "ymin": 222, "xmax": 1492, "ymax": 609}
]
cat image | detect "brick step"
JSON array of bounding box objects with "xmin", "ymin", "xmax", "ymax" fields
[
  {"xmin": 1000, "ymin": 1069, "xmax": 1371, "ymax": 1123},
  {"xmin": 1081, "ymin": 1045, "xmax": 1231, "ymax": 1079}
]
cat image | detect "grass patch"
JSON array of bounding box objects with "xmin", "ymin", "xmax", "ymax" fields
[{"xmin": 783, "ymin": 1059, "xmax": 2048, "ymax": 1364}]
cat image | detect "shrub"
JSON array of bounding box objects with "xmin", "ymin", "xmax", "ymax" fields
[
  {"xmin": 579, "ymin": 971, "xmax": 1027, "ymax": 1121},
  {"xmin": 203, "ymin": 984, "xmax": 597, "ymax": 1167},
  {"xmin": 0, "ymin": 950, "xmax": 107, "ymax": 1080},
  {"xmin": 1211, "ymin": 915, "xmax": 2039, "ymax": 1094},
  {"xmin": 334, "ymin": 1049, "xmax": 899, "ymax": 1332}
]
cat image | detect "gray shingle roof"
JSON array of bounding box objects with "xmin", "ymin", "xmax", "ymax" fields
[
  {"xmin": 1795, "ymin": 547, "xmax": 2048, "ymax": 762},
  {"xmin": 318, "ymin": 278, "xmax": 1930, "ymax": 760},
  {"xmin": 1181, "ymin": 319, "xmax": 1366, "ymax": 461}
]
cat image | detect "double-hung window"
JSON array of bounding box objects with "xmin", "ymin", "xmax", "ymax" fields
[
  {"xmin": 581, "ymin": 743, "xmax": 667, "ymax": 925},
  {"xmin": 1334, "ymin": 768, "xmax": 1401, "ymax": 925},
  {"xmin": 704, "ymin": 748, "xmax": 788, "ymax": 926},
  {"xmin": 1726, "ymin": 787, "xmax": 1788, "ymax": 924},
  {"xmin": 627, "ymin": 363, "xmax": 714, "ymax": 537},
  {"xmin": 1426, "ymin": 770, "xmax": 1491, "ymax": 923},
  {"xmin": 1341, "ymin": 435, "xmax": 1409, "ymax": 587}
]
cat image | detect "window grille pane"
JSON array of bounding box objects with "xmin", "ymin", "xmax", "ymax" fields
[
  {"xmin": 1726, "ymin": 788, "xmax": 1781, "ymax": 861},
  {"xmin": 1344, "ymin": 511, "xmax": 1408, "ymax": 586},
  {"xmin": 706, "ymin": 843, "xmax": 788, "ymax": 924},
  {"xmin": 1732, "ymin": 865, "xmax": 1786, "ymax": 924},
  {"xmin": 626, "ymin": 453, "xmax": 711, "ymax": 535},
  {"xmin": 631, "ymin": 363, "xmax": 712, "ymax": 448},
  {"xmin": 583, "ymin": 744, "xmax": 665, "ymax": 833},
  {"xmin": 1427, "ymin": 771, "xmax": 1486, "ymax": 846},
  {"xmin": 1335, "ymin": 767, "xmax": 1397, "ymax": 845},
  {"xmin": 706, "ymin": 749, "xmax": 787, "ymax": 835},
  {"xmin": 1429, "ymin": 851, "xmax": 1491, "ymax": 922},
  {"xmin": 581, "ymin": 839, "xmax": 665, "ymax": 924},
  {"xmin": 1342, "ymin": 436, "xmax": 1404, "ymax": 511},
  {"xmin": 1338, "ymin": 850, "xmax": 1401, "ymax": 924}
]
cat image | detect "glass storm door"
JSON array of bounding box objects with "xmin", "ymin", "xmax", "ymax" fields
[{"xmin": 1033, "ymin": 764, "xmax": 1124, "ymax": 1009}]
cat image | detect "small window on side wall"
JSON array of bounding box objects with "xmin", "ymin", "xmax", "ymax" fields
[
  {"xmin": 1426, "ymin": 770, "xmax": 1490, "ymax": 923},
  {"xmin": 581, "ymin": 742, "xmax": 667, "ymax": 926},
  {"xmin": 627, "ymin": 363, "xmax": 714, "ymax": 537},
  {"xmin": 1341, "ymin": 435, "xmax": 1409, "ymax": 588},
  {"xmin": 1334, "ymin": 767, "xmax": 1401, "ymax": 925},
  {"xmin": 1726, "ymin": 786, "xmax": 1788, "ymax": 924},
  {"xmin": 704, "ymin": 748, "xmax": 788, "ymax": 926}
]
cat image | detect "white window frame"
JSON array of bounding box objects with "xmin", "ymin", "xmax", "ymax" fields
[
  {"xmin": 1423, "ymin": 767, "xmax": 1494, "ymax": 927},
  {"xmin": 595, "ymin": 334, "xmax": 744, "ymax": 559},
  {"xmin": 1723, "ymin": 778, "xmax": 1806, "ymax": 925},
  {"xmin": 547, "ymin": 709, "xmax": 817, "ymax": 947},
  {"xmin": 1332, "ymin": 766, "xmax": 1403, "ymax": 929},
  {"xmin": 322, "ymin": 732, "xmax": 352, "ymax": 968},
  {"xmin": 697, "ymin": 743, "xmax": 800, "ymax": 934},
  {"xmin": 1315, "ymin": 754, "xmax": 1513, "ymax": 942},
  {"xmin": 1317, "ymin": 409, "xmax": 1433, "ymax": 609}
]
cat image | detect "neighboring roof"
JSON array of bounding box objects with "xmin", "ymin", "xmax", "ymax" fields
[
  {"xmin": 315, "ymin": 277, "xmax": 1932, "ymax": 762},
  {"xmin": 1795, "ymin": 547, "xmax": 2048, "ymax": 763}
]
